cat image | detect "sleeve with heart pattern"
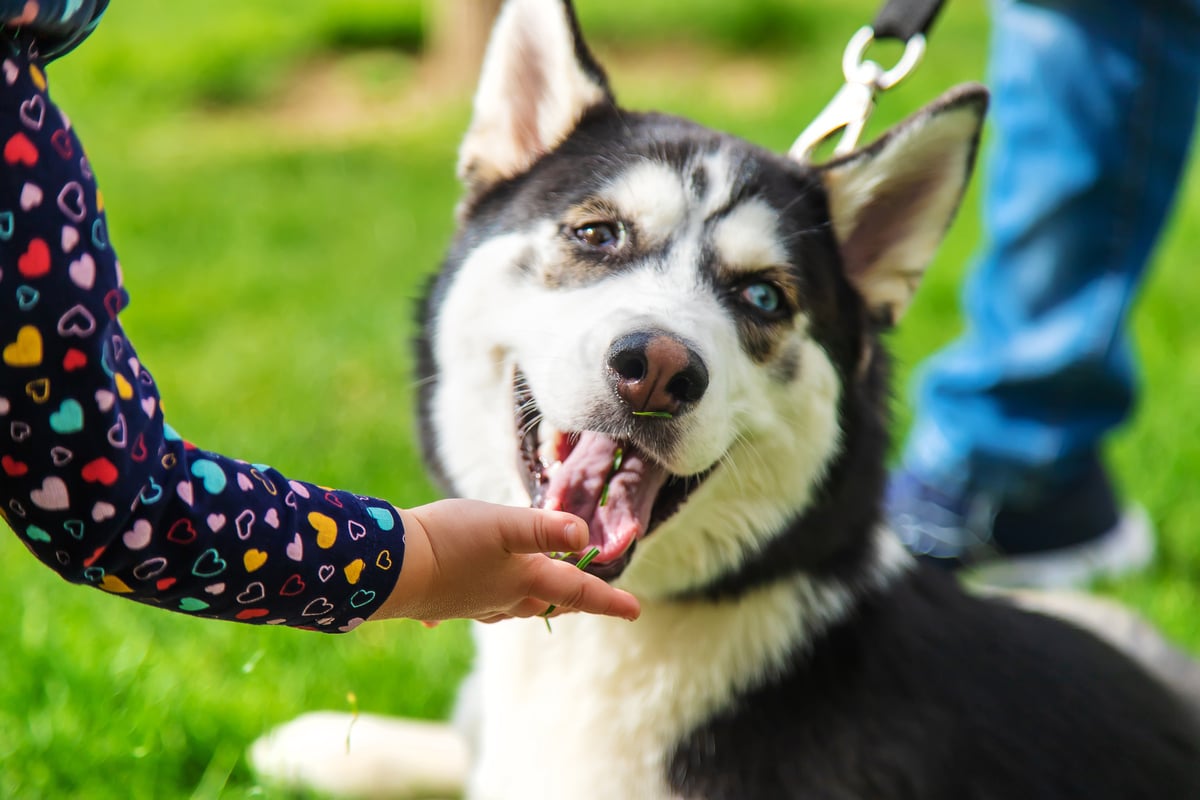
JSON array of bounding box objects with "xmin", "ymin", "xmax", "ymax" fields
[{"xmin": 0, "ymin": 36, "xmax": 404, "ymax": 632}]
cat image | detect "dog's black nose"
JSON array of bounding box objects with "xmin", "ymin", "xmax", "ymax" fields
[{"xmin": 607, "ymin": 331, "xmax": 708, "ymax": 415}]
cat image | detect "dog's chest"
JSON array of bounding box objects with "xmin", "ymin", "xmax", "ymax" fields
[{"xmin": 464, "ymin": 581, "xmax": 846, "ymax": 800}]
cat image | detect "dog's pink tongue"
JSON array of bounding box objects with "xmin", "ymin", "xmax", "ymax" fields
[{"xmin": 540, "ymin": 432, "xmax": 668, "ymax": 564}]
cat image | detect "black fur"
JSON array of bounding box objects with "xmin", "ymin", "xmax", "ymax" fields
[{"xmin": 670, "ymin": 567, "xmax": 1200, "ymax": 798}]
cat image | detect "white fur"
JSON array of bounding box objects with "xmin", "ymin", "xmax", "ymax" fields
[
  {"xmin": 458, "ymin": 0, "xmax": 608, "ymax": 188},
  {"xmin": 604, "ymin": 162, "xmax": 689, "ymax": 248},
  {"xmin": 431, "ymin": 231, "xmax": 551, "ymax": 507},
  {"xmin": 250, "ymin": 712, "xmax": 467, "ymax": 799},
  {"xmin": 467, "ymin": 529, "xmax": 912, "ymax": 800},
  {"xmin": 711, "ymin": 199, "xmax": 789, "ymax": 271}
]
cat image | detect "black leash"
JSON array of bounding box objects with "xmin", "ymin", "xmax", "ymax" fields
[
  {"xmin": 872, "ymin": 0, "xmax": 946, "ymax": 43},
  {"xmin": 790, "ymin": 0, "xmax": 949, "ymax": 162}
]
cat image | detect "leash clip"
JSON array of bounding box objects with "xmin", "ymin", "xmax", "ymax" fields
[{"xmin": 790, "ymin": 26, "xmax": 926, "ymax": 163}]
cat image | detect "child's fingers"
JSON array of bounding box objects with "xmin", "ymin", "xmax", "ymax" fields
[
  {"xmin": 509, "ymin": 597, "xmax": 556, "ymax": 618},
  {"xmin": 532, "ymin": 559, "xmax": 641, "ymax": 621},
  {"xmin": 490, "ymin": 504, "xmax": 589, "ymax": 555}
]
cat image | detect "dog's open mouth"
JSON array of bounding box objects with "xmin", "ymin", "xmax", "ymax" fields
[{"xmin": 514, "ymin": 372, "xmax": 707, "ymax": 579}]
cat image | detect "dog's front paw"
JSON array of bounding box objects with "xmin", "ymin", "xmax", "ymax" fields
[{"xmin": 250, "ymin": 711, "xmax": 467, "ymax": 799}]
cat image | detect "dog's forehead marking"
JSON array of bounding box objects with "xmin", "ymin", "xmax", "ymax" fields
[
  {"xmin": 695, "ymin": 148, "xmax": 741, "ymax": 218},
  {"xmin": 602, "ymin": 162, "xmax": 688, "ymax": 248},
  {"xmin": 711, "ymin": 199, "xmax": 788, "ymax": 275},
  {"xmin": 599, "ymin": 148, "xmax": 747, "ymax": 249}
]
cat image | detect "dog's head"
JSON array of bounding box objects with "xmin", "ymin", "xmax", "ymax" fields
[{"xmin": 417, "ymin": 0, "xmax": 986, "ymax": 600}]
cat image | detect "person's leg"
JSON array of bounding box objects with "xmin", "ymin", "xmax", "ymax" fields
[{"xmin": 891, "ymin": 0, "xmax": 1200, "ymax": 580}]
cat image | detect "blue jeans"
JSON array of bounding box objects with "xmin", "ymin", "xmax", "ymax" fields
[{"xmin": 901, "ymin": 0, "xmax": 1200, "ymax": 504}]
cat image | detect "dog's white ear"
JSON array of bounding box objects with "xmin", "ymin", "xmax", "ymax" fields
[
  {"xmin": 458, "ymin": 0, "xmax": 613, "ymax": 193},
  {"xmin": 816, "ymin": 84, "xmax": 988, "ymax": 326}
]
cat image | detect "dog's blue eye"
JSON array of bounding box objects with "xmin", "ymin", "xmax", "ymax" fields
[
  {"xmin": 573, "ymin": 222, "xmax": 623, "ymax": 250},
  {"xmin": 741, "ymin": 282, "xmax": 782, "ymax": 314}
]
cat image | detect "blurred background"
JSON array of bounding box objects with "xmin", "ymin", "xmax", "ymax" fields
[{"xmin": 1, "ymin": 1, "xmax": 1197, "ymax": 797}]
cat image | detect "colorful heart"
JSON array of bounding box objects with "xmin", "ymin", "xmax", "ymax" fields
[
  {"xmin": 15, "ymin": 285, "xmax": 38, "ymax": 311},
  {"xmin": 19, "ymin": 182, "xmax": 42, "ymax": 210},
  {"xmin": 122, "ymin": 520, "xmax": 153, "ymax": 550},
  {"xmin": 191, "ymin": 548, "xmax": 227, "ymax": 578},
  {"xmin": 56, "ymin": 180, "xmax": 86, "ymax": 222},
  {"xmin": 99, "ymin": 575, "xmax": 133, "ymax": 594},
  {"xmin": 80, "ymin": 457, "xmax": 118, "ymax": 486},
  {"xmin": 61, "ymin": 224, "xmax": 78, "ymax": 252},
  {"xmin": 366, "ymin": 506, "xmax": 397, "ymax": 531},
  {"xmin": 302, "ymin": 597, "xmax": 334, "ymax": 617},
  {"xmin": 243, "ymin": 549, "xmax": 268, "ymax": 573},
  {"xmin": 49, "ymin": 398, "xmax": 84, "ymax": 434},
  {"xmin": 95, "ymin": 388, "xmax": 115, "ymax": 412},
  {"xmin": 68, "ymin": 252, "xmax": 95, "ymax": 289},
  {"xmin": 57, "ymin": 304, "xmax": 96, "ymax": 338},
  {"xmin": 237, "ymin": 582, "xmax": 266, "ymax": 604},
  {"xmin": 133, "ymin": 557, "xmax": 168, "ymax": 581},
  {"xmin": 25, "ymin": 524, "xmax": 51, "ymax": 543},
  {"xmin": 1, "ymin": 455, "xmax": 28, "ymax": 477},
  {"xmin": 280, "ymin": 574, "xmax": 306, "ymax": 596},
  {"xmin": 3, "ymin": 325, "xmax": 43, "ymax": 367},
  {"xmin": 308, "ymin": 511, "xmax": 338, "ymax": 549},
  {"xmin": 376, "ymin": 550, "xmax": 394, "ymax": 571},
  {"xmin": 236, "ymin": 608, "xmax": 270, "ymax": 621},
  {"xmin": 30, "ymin": 476, "xmax": 69, "ymax": 510},
  {"xmin": 4, "ymin": 132, "xmax": 38, "ymax": 166},
  {"xmin": 17, "ymin": 238, "xmax": 49, "ymax": 278},
  {"xmin": 139, "ymin": 477, "xmax": 163, "ymax": 505},
  {"xmin": 50, "ymin": 128, "xmax": 73, "ymax": 159},
  {"xmin": 62, "ymin": 348, "xmax": 87, "ymax": 371},
  {"xmin": 190, "ymin": 459, "xmax": 227, "ymax": 494},
  {"xmin": 166, "ymin": 518, "xmax": 198, "ymax": 544}
]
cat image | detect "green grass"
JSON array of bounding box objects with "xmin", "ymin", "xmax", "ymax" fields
[{"xmin": 1, "ymin": 0, "xmax": 1199, "ymax": 797}]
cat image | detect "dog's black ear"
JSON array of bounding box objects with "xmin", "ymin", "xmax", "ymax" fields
[
  {"xmin": 458, "ymin": 0, "xmax": 613, "ymax": 197},
  {"xmin": 816, "ymin": 84, "xmax": 988, "ymax": 327}
]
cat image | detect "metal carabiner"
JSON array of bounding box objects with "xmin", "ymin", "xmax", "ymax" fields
[{"xmin": 789, "ymin": 26, "xmax": 927, "ymax": 163}]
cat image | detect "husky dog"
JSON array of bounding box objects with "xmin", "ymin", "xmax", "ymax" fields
[{"xmin": 253, "ymin": 1, "xmax": 1200, "ymax": 797}]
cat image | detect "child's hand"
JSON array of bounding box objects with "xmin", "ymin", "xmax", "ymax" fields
[{"xmin": 372, "ymin": 499, "xmax": 640, "ymax": 625}]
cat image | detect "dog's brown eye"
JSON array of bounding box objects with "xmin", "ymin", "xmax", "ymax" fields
[{"xmin": 573, "ymin": 221, "xmax": 624, "ymax": 251}]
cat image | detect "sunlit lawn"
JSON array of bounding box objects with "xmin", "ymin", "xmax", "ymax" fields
[{"xmin": 1, "ymin": 1, "xmax": 1197, "ymax": 797}]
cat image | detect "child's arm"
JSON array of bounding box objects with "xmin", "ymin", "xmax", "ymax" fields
[{"xmin": 0, "ymin": 25, "xmax": 638, "ymax": 631}]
